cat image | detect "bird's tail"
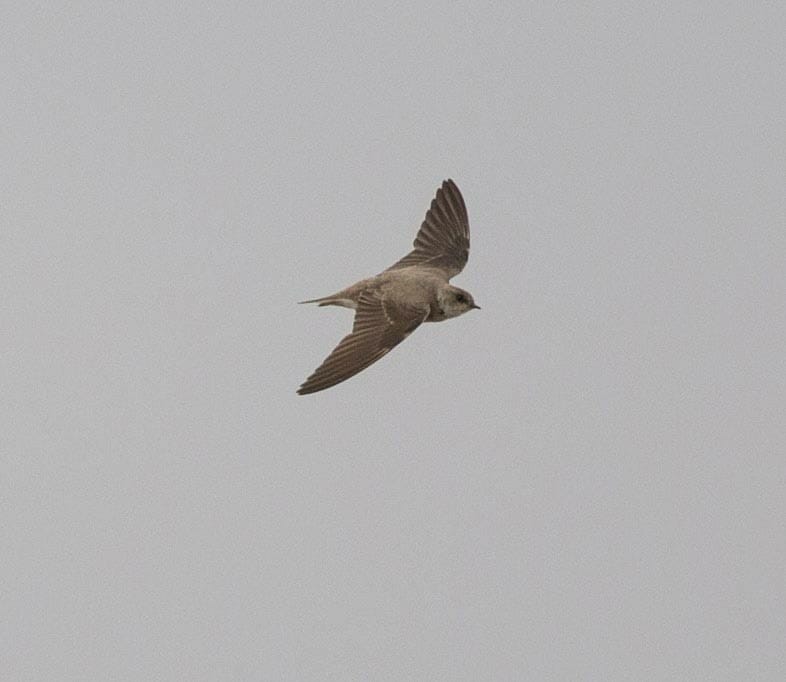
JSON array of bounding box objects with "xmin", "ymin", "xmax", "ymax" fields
[{"xmin": 298, "ymin": 295, "xmax": 341, "ymax": 307}]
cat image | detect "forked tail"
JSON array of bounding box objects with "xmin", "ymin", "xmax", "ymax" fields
[
  {"xmin": 298, "ymin": 292, "xmax": 357, "ymax": 308},
  {"xmin": 298, "ymin": 296, "xmax": 338, "ymax": 306}
]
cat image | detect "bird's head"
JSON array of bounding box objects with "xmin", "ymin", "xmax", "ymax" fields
[{"xmin": 438, "ymin": 285, "xmax": 480, "ymax": 319}]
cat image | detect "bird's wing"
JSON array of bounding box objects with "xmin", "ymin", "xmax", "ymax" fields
[
  {"xmin": 297, "ymin": 291, "xmax": 429, "ymax": 395},
  {"xmin": 385, "ymin": 179, "xmax": 470, "ymax": 280}
]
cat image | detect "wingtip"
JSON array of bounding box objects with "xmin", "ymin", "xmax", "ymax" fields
[
  {"xmin": 440, "ymin": 178, "xmax": 463, "ymax": 199},
  {"xmin": 297, "ymin": 378, "xmax": 321, "ymax": 395}
]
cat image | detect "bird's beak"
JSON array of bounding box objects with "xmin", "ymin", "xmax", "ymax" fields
[{"xmin": 471, "ymin": 304, "xmax": 481, "ymax": 310}]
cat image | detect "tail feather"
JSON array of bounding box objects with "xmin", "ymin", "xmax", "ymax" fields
[
  {"xmin": 298, "ymin": 295, "xmax": 356, "ymax": 309},
  {"xmin": 298, "ymin": 296, "xmax": 333, "ymax": 306}
]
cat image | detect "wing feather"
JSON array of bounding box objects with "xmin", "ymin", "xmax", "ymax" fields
[
  {"xmin": 297, "ymin": 292, "xmax": 428, "ymax": 395},
  {"xmin": 385, "ymin": 179, "xmax": 470, "ymax": 279}
]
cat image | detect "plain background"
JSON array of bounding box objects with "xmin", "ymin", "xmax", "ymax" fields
[{"xmin": 4, "ymin": 3, "xmax": 785, "ymax": 680}]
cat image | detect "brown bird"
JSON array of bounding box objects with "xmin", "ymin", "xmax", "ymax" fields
[{"xmin": 297, "ymin": 179, "xmax": 479, "ymax": 395}]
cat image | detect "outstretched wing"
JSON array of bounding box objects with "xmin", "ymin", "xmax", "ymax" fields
[
  {"xmin": 297, "ymin": 291, "xmax": 429, "ymax": 395},
  {"xmin": 385, "ymin": 179, "xmax": 470, "ymax": 279}
]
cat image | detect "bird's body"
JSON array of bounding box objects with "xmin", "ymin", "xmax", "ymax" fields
[
  {"xmin": 301, "ymin": 267, "xmax": 465, "ymax": 321},
  {"xmin": 297, "ymin": 179, "xmax": 478, "ymax": 394}
]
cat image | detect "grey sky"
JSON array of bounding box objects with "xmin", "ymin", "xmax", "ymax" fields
[{"xmin": 4, "ymin": 3, "xmax": 786, "ymax": 680}]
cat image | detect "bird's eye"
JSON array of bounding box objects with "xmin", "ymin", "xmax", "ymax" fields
[{"xmin": 456, "ymin": 294, "xmax": 466, "ymax": 303}]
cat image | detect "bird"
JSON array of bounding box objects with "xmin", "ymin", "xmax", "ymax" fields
[{"xmin": 297, "ymin": 179, "xmax": 479, "ymax": 395}]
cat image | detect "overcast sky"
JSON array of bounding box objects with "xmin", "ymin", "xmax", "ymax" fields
[{"xmin": 4, "ymin": 3, "xmax": 786, "ymax": 680}]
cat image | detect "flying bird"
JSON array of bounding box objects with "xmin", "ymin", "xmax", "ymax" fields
[{"xmin": 297, "ymin": 179, "xmax": 479, "ymax": 395}]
